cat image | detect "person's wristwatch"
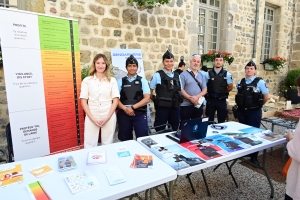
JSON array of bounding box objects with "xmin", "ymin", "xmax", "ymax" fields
[{"xmin": 131, "ymin": 105, "xmax": 135, "ymax": 110}]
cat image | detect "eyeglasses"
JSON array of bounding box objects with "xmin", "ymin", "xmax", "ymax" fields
[{"xmin": 192, "ymin": 54, "xmax": 201, "ymax": 57}]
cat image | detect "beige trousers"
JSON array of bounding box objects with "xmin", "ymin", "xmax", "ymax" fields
[{"xmin": 84, "ymin": 101, "xmax": 116, "ymax": 148}]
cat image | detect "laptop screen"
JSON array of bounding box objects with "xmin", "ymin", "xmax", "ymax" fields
[{"xmin": 179, "ymin": 117, "xmax": 209, "ymax": 143}]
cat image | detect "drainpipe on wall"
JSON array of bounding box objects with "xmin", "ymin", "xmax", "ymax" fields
[{"xmin": 252, "ymin": 0, "xmax": 260, "ymax": 62}]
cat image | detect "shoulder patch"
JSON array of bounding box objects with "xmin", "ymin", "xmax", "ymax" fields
[{"xmin": 265, "ymin": 83, "xmax": 268, "ymax": 88}]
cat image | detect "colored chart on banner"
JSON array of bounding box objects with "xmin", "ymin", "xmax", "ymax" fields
[
  {"xmin": 38, "ymin": 16, "xmax": 80, "ymax": 152},
  {"xmin": 0, "ymin": 8, "xmax": 84, "ymax": 161}
]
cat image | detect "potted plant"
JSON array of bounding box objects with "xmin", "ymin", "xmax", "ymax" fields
[
  {"xmin": 222, "ymin": 51, "xmax": 234, "ymax": 69},
  {"xmin": 283, "ymin": 68, "xmax": 300, "ymax": 104},
  {"xmin": 201, "ymin": 50, "xmax": 216, "ymax": 69},
  {"xmin": 201, "ymin": 50, "xmax": 234, "ymax": 69},
  {"xmin": 263, "ymin": 56, "xmax": 287, "ymax": 71},
  {"xmin": 128, "ymin": 0, "xmax": 170, "ymax": 10}
]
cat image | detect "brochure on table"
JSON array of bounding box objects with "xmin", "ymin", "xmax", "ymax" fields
[
  {"xmin": 141, "ymin": 138, "xmax": 206, "ymax": 170},
  {"xmin": 0, "ymin": 164, "xmax": 23, "ymax": 188},
  {"xmin": 139, "ymin": 122, "xmax": 283, "ymax": 166},
  {"xmin": 64, "ymin": 170, "xmax": 100, "ymax": 194},
  {"xmin": 27, "ymin": 181, "xmax": 52, "ymax": 200},
  {"xmin": 29, "ymin": 164, "xmax": 53, "ymax": 178},
  {"xmin": 58, "ymin": 156, "xmax": 77, "ymax": 172},
  {"xmin": 0, "ymin": 8, "xmax": 84, "ymax": 161},
  {"xmin": 86, "ymin": 151, "xmax": 107, "ymax": 165}
]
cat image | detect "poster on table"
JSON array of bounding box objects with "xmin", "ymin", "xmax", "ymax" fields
[
  {"xmin": 111, "ymin": 49, "xmax": 152, "ymax": 126},
  {"xmin": 0, "ymin": 8, "xmax": 84, "ymax": 161}
]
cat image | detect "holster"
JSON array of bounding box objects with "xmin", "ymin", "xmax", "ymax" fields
[
  {"xmin": 232, "ymin": 105, "xmax": 238, "ymax": 119},
  {"xmin": 173, "ymin": 91, "xmax": 184, "ymax": 108}
]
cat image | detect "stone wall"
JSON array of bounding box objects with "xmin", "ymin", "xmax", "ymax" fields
[
  {"xmin": 186, "ymin": 0, "xmax": 295, "ymax": 95},
  {"xmin": 44, "ymin": 0, "xmax": 190, "ymax": 81},
  {"xmin": 291, "ymin": 0, "xmax": 300, "ymax": 69},
  {"xmin": 0, "ymin": 0, "xmax": 298, "ymax": 146}
]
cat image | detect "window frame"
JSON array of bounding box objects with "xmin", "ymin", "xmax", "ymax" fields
[
  {"xmin": 198, "ymin": 0, "xmax": 221, "ymax": 54},
  {"xmin": 261, "ymin": 6, "xmax": 275, "ymax": 61},
  {"xmin": 0, "ymin": 0, "xmax": 25, "ymax": 10}
]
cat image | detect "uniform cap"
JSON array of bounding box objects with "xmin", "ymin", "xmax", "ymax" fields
[
  {"xmin": 246, "ymin": 60, "xmax": 256, "ymax": 67},
  {"xmin": 162, "ymin": 50, "xmax": 174, "ymax": 60},
  {"xmin": 215, "ymin": 53, "xmax": 223, "ymax": 58},
  {"xmin": 126, "ymin": 55, "xmax": 138, "ymax": 67}
]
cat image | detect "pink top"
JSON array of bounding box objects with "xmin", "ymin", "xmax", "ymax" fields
[{"xmin": 286, "ymin": 119, "xmax": 300, "ymax": 199}]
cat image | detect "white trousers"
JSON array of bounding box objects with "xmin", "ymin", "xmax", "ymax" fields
[{"xmin": 84, "ymin": 101, "xmax": 116, "ymax": 148}]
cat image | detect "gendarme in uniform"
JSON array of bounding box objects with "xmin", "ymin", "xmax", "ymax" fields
[
  {"xmin": 205, "ymin": 53, "xmax": 233, "ymax": 123},
  {"xmin": 117, "ymin": 55, "xmax": 150, "ymax": 141},
  {"xmin": 235, "ymin": 60, "xmax": 269, "ymax": 165},
  {"xmin": 150, "ymin": 50, "xmax": 183, "ymax": 131}
]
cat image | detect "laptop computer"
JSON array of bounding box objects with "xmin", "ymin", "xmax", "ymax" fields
[{"xmin": 166, "ymin": 117, "xmax": 209, "ymax": 144}]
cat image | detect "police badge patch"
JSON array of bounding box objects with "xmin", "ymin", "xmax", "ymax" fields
[{"xmin": 265, "ymin": 83, "xmax": 268, "ymax": 88}]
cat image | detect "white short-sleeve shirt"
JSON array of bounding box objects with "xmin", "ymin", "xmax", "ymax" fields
[{"xmin": 80, "ymin": 75, "xmax": 120, "ymax": 103}]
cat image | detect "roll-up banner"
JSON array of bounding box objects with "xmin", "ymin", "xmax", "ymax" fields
[{"xmin": 0, "ymin": 8, "xmax": 84, "ymax": 161}]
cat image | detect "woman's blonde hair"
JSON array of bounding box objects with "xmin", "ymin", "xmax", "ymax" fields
[{"xmin": 89, "ymin": 54, "xmax": 112, "ymax": 81}]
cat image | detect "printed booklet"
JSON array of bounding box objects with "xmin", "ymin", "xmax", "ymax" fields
[
  {"xmin": 153, "ymin": 144, "xmax": 205, "ymax": 170},
  {"xmin": 29, "ymin": 164, "xmax": 53, "ymax": 178},
  {"xmin": 222, "ymin": 132, "xmax": 264, "ymax": 146},
  {"xmin": 258, "ymin": 130, "xmax": 284, "ymax": 142},
  {"xmin": 0, "ymin": 164, "xmax": 23, "ymax": 188},
  {"xmin": 239, "ymin": 127, "xmax": 265, "ymax": 134},
  {"xmin": 64, "ymin": 170, "xmax": 100, "ymax": 194},
  {"xmin": 27, "ymin": 181, "xmax": 52, "ymax": 200},
  {"xmin": 130, "ymin": 154, "xmax": 153, "ymax": 168},
  {"xmin": 151, "ymin": 144, "xmax": 174, "ymax": 159},
  {"xmin": 103, "ymin": 167, "xmax": 126, "ymax": 185},
  {"xmin": 203, "ymin": 134, "xmax": 251, "ymax": 153},
  {"xmin": 140, "ymin": 137, "xmax": 158, "ymax": 148},
  {"xmin": 116, "ymin": 146, "xmax": 131, "ymax": 158},
  {"xmin": 86, "ymin": 151, "xmax": 107, "ymax": 165},
  {"xmin": 180, "ymin": 140, "xmax": 228, "ymax": 161},
  {"xmin": 58, "ymin": 156, "xmax": 77, "ymax": 172}
]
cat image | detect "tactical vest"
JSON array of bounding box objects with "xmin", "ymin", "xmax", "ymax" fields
[
  {"xmin": 120, "ymin": 75, "xmax": 147, "ymax": 112},
  {"xmin": 235, "ymin": 77, "xmax": 264, "ymax": 109},
  {"xmin": 155, "ymin": 70, "xmax": 183, "ymax": 108},
  {"xmin": 207, "ymin": 69, "xmax": 229, "ymax": 98}
]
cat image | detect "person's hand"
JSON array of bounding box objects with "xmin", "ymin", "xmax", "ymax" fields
[
  {"xmin": 189, "ymin": 96, "xmax": 198, "ymax": 104},
  {"xmin": 99, "ymin": 117, "xmax": 110, "ymax": 128},
  {"xmin": 124, "ymin": 107, "xmax": 135, "ymax": 116},
  {"xmin": 284, "ymin": 130, "xmax": 293, "ymax": 142},
  {"xmin": 91, "ymin": 118, "xmax": 101, "ymax": 127}
]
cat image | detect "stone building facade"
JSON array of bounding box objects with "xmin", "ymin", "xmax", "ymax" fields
[{"xmin": 0, "ymin": 0, "xmax": 299, "ymax": 145}]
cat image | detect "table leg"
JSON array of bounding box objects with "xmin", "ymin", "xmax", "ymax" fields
[
  {"xmin": 144, "ymin": 189, "xmax": 149, "ymax": 200},
  {"xmin": 186, "ymin": 173, "xmax": 196, "ymax": 194},
  {"xmin": 201, "ymin": 169, "xmax": 211, "ymax": 197},
  {"xmin": 169, "ymin": 180, "xmax": 175, "ymax": 200},
  {"xmin": 149, "ymin": 188, "xmax": 154, "ymax": 200},
  {"xmin": 225, "ymin": 161, "xmax": 238, "ymax": 188},
  {"xmin": 261, "ymin": 149, "xmax": 274, "ymax": 199}
]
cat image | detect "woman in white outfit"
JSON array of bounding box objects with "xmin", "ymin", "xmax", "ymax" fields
[{"xmin": 80, "ymin": 54, "xmax": 120, "ymax": 148}]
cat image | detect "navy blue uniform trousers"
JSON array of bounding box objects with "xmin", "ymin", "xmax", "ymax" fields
[
  {"xmin": 238, "ymin": 108, "xmax": 262, "ymax": 160},
  {"xmin": 154, "ymin": 106, "xmax": 180, "ymax": 132},
  {"xmin": 180, "ymin": 105, "xmax": 203, "ymax": 129},
  {"xmin": 205, "ymin": 97, "xmax": 227, "ymax": 123},
  {"xmin": 117, "ymin": 110, "xmax": 148, "ymax": 141}
]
